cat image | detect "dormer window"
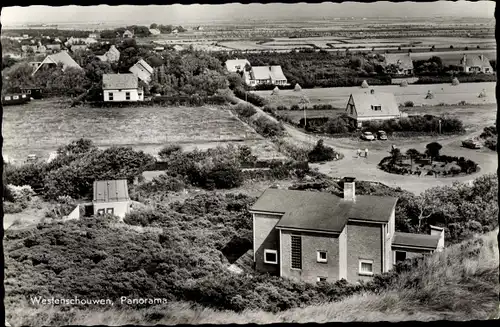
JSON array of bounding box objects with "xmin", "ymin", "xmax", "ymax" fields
[{"xmin": 371, "ymin": 105, "xmax": 382, "ymax": 111}]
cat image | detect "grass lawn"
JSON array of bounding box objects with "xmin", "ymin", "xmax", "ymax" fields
[
  {"xmin": 255, "ymin": 82, "xmax": 496, "ymax": 108},
  {"xmin": 3, "ymin": 99, "xmax": 283, "ymax": 163}
]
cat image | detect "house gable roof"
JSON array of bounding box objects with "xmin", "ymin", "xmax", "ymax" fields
[
  {"xmin": 131, "ymin": 59, "xmax": 154, "ymax": 75},
  {"xmin": 350, "ymin": 92, "xmax": 400, "ymax": 118},
  {"xmin": 392, "ymin": 232, "xmax": 440, "ymax": 250},
  {"xmin": 250, "ymin": 189, "xmax": 398, "ymax": 233},
  {"xmin": 384, "ymin": 53, "xmax": 414, "ymax": 70},
  {"xmin": 462, "ymin": 54, "xmax": 492, "ymax": 69},
  {"xmin": 102, "ymin": 73, "xmax": 138, "ymax": 90},
  {"xmin": 93, "ymin": 180, "xmax": 130, "ymax": 203},
  {"xmin": 249, "ymin": 65, "xmax": 287, "ymax": 82},
  {"xmin": 32, "ymin": 51, "xmax": 82, "ymax": 75}
]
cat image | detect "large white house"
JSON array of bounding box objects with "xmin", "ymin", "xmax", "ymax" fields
[
  {"xmin": 102, "ymin": 74, "xmax": 144, "ymax": 102},
  {"xmin": 129, "ymin": 59, "xmax": 154, "ymax": 84},
  {"xmin": 243, "ymin": 65, "xmax": 288, "ymax": 86},
  {"xmin": 345, "ymin": 90, "xmax": 402, "ymax": 127}
]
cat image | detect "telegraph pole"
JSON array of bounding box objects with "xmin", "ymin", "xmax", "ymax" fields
[{"xmin": 439, "ymin": 119, "xmax": 442, "ymax": 134}]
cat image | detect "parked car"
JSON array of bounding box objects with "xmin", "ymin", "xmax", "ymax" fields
[
  {"xmin": 377, "ymin": 130, "xmax": 388, "ymax": 140},
  {"xmin": 462, "ymin": 139, "xmax": 482, "ymax": 149},
  {"xmin": 361, "ymin": 131, "xmax": 375, "ymax": 141}
]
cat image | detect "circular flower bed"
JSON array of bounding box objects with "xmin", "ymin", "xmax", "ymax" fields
[{"xmin": 378, "ymin": 154, "xmax": 479, "ymax": 177}]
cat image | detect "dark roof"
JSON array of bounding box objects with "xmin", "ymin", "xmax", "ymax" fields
[
  {"xmin": 392, "ymin": 232, "xmax": 440, "ymax": 250},
  {"xmin": 102, "ymin": 73, "xmax": 138, "ymax": 90},
  {"xmin": 250, "ymin": 189, "xmax": 398, "ymax": 233},
  {"xmin": 93, "ymin": 180, "xmax": 130, "ymax": 203}
]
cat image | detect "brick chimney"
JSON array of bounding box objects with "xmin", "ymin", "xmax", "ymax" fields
[
  {"xmin": 430, "ymin": 225, "xmax": 445, "ymax": 252},
  {"xmin": 343, "ymin": 177, "xmax": 356, "ymax": 201}
]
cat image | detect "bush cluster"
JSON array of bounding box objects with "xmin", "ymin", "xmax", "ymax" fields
[
  {"xmin": 233, "ymin": 87, "xmax": 268, "ymax": 107},
  {"xmin": 480, "ymin": 126, "xmax": 497, "ymax": 151},
  {"xmin": 4, "ymin": 139, "xmax": 155, "ymax": 200}
]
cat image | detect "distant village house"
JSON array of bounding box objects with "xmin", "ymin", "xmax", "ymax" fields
[
  {"xmin": 32, "ymin": 51, "xmax": 83, "ymax": 75},
  {"xmin": 244, "ymin": 65, "xmax": 288, "ymax": 86},
  {"xmin": 460, "ymin": 54, "xmax": 493, "ymax": 74},
  {"xmin": 345, "ymin": 90, "xmax": 402, "ymax": 127},
  {"xmin": 384, "ymin": 53, "xmax": 414, "ymax": 75},
  {"xmin": 102, "ymin": 73, "xmax": 144, "ymax": 102},
  {"xmin": 129, "ymin": 59, "xmax": 154, "ymax": 84},
  {"xmin": 149, "ymin": 28, "xmax": 161, "ymax": 35},
  {"xmin": 96, "ymin": 45, "xmax": 120, "ymax": 63},
  {"xmin": 122, "ymin": 30, "xmax": 134, "ymax": 38}
]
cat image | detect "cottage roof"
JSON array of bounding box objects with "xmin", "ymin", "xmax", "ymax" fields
[
  {"xmin": 225, "ymin": 59, "xmax": 250, "ymax": 72},
  {"xmin": 149, "ymin": 28, "xmax": 161, "ymax": 35},
  {"xmin": 461, "ymin": 54, "xmax": 492, "ymax": 69},
  {"xmin": 93, "ymin": 180, "xmax": 130, "ymax": 203},
  {"xmin": 384, "ymin": 53, "xmax": 414, "ymax": 70},
  {"xmin": 349, "ymin": 92, "xmax": 400, "ymax": 118},
  {"xmin": 250, "ymin": 65, "xmax": 287, "ymax": 81},
  {"xmin": 33, "ymin": 51, "xmax": 82, "ymax": 74},
  {"xmin": 102, "ymin": 73, "xmax": 138, "ymax": 90},
  {"xmin": 250, "ymin": 189, "xmax": 398, "ymax": 233},
  {"xmin": 392, "ymin": 232, "xmax": 440, "ymax": 250}
]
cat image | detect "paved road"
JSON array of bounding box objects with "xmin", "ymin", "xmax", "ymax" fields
[{"xmin": 283, "ymin": 124, "xmax": 497, "ymax": 195}]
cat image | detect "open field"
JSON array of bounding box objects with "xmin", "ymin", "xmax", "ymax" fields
[
  {"xmin": 2, "ymin": 99, "xmax": 282, "ymax": 163},
  {"xmin": 256, "ymin": 82, "xmax": 496, "ymax": 108}
]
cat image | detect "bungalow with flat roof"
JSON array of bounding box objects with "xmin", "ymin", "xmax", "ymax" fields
[
  {"xmin": 345, "ymin": 89, "xmax": 401, "ymax": 127},
  {"xmin": 102, "ymin": 73, "xmax": 144, "ymax": 102},
  {"xmin": 251, "ymin": 177, "xmax": 444, "ymax": 283}
]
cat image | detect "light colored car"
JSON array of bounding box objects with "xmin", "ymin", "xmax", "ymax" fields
[
  {"xmin": 361, "ymin": 131, "xmax": 375, "ymax": 141},
  {"xmin": 462, "ymin": 139, "xmax": 482, "ymax": 149},
  {"xmin": 377, "ymin": 130, "xmax": 388, "ymax": 140}
]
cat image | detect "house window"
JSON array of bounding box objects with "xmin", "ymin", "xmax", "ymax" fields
[
  {"xmin": 395, "ymin": 251, "xmax": 407, "ymax": 263},
  {"xmin": 97, "ymin": 209, "xmax": 105, "ymax": 215},
  {"xmin": 264, "ymin": 249, "xmax": 278, "ymax": 264},
  {"xmin": 317, "ymin": 251, "xmax": 328, "ymax": 263},
  {"xmin": 371, "ymin": 105, "xmax": 382, "ymax": 111},
  {"xmin": 291, "ymin": 235, "xmax": 302, "ymax": 269},
  {"xmin": 13, "ymin": 95, "xmax": 19, "ymax": 100},
  {"xmin": 359, "ymin": 259, "xmax": 374, "ymax": 276},
  {"xmin": 106, "ymin": 208, "xmax": 114, "ymax": 215},
  {"xmin": 138, "ymin": 92, "xmax": 143, "ymax": 97},
  {"xmin": 317, "ymin": 277, "xmax": 327, "ymax": 282},
  {"xmin": 108, "ymin": 92, "xmax": 114, "ymax": 101},
  {"xmin": 27, "ymin": 90, "xmax": 31, "ymax": 94},
  {"xmin": 125, "ymin": 92, "xmax": 131, "ymax": 100},
  {"xmin": 5, "ymin": 96, "xmax": 11, "ymax": 101}
]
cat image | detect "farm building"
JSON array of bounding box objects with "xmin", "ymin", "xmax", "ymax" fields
[
  {"xmin": 460, "ymin": 54, "xmax": 493, "ymax": 74},
  {"xmin": 123, "ymin": 30, "xmax": 134, "ymax": 38},
  {"xmin": 102, "ymin": 73, "xmax": 144, "ymax": 102},
  {"xmin": 251, "ymin": 177, "xmax": 445, "ymax": 284},
  {"xmin": 383, "ymin": 53, "xmax": 414, "ymax": 75},
  {"xmin": 88, "ymin": 33, "xmax": 99, "ymax": 39},
  {"xmin": 345, "ymin": 90, "xmax": 401, "ymax": 127},
  {"xmin": 32, "ymin": 51, "xmax": 83, "ymax": 75},
  {"xmin": 149, "ymin": 28, "xmax": 161, "ymax": 35},
  {"xmin": 244, "ymin": 65, "xmax": 288, "ymax": 86},
  {"xmin": 225, "ymin": 58, "xmax": 251, "ymax": 73},
  {"xmin": 129, "ymin": 59, "xmax": 154, "ymax": 84},
  {"xmin": 96, "ymin": 45, "xmax": 120, "ymax": 63}
]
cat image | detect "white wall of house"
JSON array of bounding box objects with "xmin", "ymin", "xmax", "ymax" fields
[
  {"xmin": 103, "ymin": 88, "xmax": 144, "ymax": 102},
  {"xmin": 93, "ymin": 201, "xmax": 131, "ymax": 220}
]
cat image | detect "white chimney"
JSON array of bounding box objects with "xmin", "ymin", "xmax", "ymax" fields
[
  {"xmin": 343, "ymin": 177, "xmax": 356, "ymax": 201},
  {"xmin": 430, "ymin": 225, "xmax": 445, "ymax": 252},
  {"xmin": 480, "ymin": 54, "xmax": 484, "ymax": 61}
]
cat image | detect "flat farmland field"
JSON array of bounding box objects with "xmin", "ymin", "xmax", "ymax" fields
[
  {"xmin": 256, "ymin": 82, "xmax": 496, "ymax": 108},
  {"xmin": 3, "ymin": 99, "xmax": 281, "ymax": 163}
]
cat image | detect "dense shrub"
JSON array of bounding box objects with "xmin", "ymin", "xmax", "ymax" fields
[
  {"xmin": 361, "ymin": 116, "xmax": 464, "ymax": 135},
  {"xmin": 4, "ymin": 163, "xmax": 47, "ymax": 191},
  {"xmin": 233, "ymin": 87, "xmax": 268, "ymax": 107},
  {"xmin": 4, "ymin": 202, "xmax": 24, "ymax": 214},
  {"xmin": 307, "ymin": 140, "xmax": 336, "ymax": 163},
  {"xmin": 253, "ymin": 116, "xmax": 285, "ymax": 138},
  {"xmin": 403, "ymin": 101, "xmax": 414, "ymax": 107},
  {"xmin": 322, "ymin": 115, "xmax": 354, "ymax": 134},
  {"xmin": 158, "ymin": 144, "xmax": 182, "ymax": 159}
]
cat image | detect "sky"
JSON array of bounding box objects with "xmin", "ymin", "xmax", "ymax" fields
[{"xmin": 1, "ymin": 1, "xmax": 495, "ymax": 26}]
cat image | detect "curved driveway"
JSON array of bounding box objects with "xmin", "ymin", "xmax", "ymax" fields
[{"xmin": 283, "ymin": 124, "xmax": 497, "ymax": 195}]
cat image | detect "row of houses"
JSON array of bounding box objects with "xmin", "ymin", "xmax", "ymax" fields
[{"xmin": 383, "ymin": 53, "xmax": 493, "ymax": 75}]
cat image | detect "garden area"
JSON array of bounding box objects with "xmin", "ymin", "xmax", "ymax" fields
[{"xmin": 378, "ymin": 142, "xmax": 479, "ymax": 177}]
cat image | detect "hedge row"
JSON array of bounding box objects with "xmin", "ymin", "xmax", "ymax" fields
[{"xmin": 233, "ymin": 87, "xmax": 268, "ymax": 107}]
